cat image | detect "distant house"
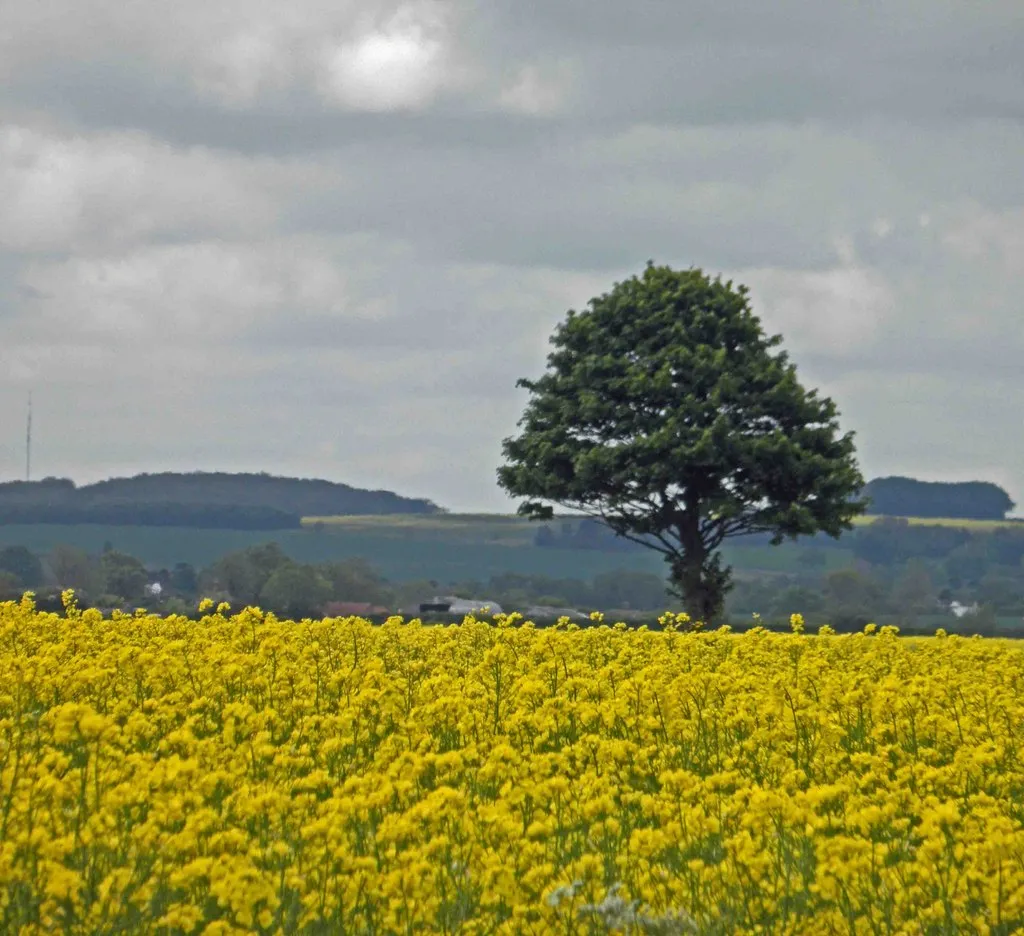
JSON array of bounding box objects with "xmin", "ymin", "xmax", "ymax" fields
[
  {"xmin": 948, "ymin": 600, "xmax": 980, "ymax": 618},
  {"xmin": 417, "ymin": 596, "xmax": 504, "ymax": 616}
]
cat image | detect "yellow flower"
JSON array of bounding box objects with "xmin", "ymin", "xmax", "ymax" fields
[{"xmin": 2, "ymin": 601, "xmax": 1022, "ymax": 934}]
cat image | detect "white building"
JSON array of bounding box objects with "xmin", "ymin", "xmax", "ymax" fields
[{"xmin": 420, "ymin": 596, "xmax": 504, "ymax": 615}]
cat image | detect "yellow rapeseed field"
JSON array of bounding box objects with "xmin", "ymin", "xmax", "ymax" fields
[{"xmin": 2, "ymin": 595, "xmax": 1024, "ymax": 935}]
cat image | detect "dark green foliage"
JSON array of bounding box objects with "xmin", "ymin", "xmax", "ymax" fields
[
  {"xmin": 863, "ymin": 476, "xmax": 1014, "ymax": 519},
  {"xmin": 259, "ymin": 563, "xmax": 333, "ymax": 620},
  {"xmin": 100, "ymin": 550, "xmax": 148, "ymax": 603},
  {"xmin": 498, "ymin": 262, "xmax": 865, "ymax": 621},
  {"xmin": 204, "ymin": 543, "xmax": 290, "ymax": 607},
  {"xmin": 589, "ymin": 569, "xmax": 672, "ymax": 610},
  {"xmin": 48, "ymin": 544, "xmax": 101, "ymax": 595},
  {"xmin": 768, "ymin": 584, "xmax": 825, "ymax": 617},
  {"xmin": 944, "ymin": 540, "xmax": 992, "ymax": 588},
  {"xmin": 0, "ymin": 471, "xmax": 442, "ymax": 528},
  {"xmin": 821, "ymin": 569, "xmax": 885, "ymax": 629},
  {"xmin": 0, "ymin": 546, "xmax": 44, "ymax": 588},
  {"xmin": 850, "ymin": 517, "xmax": 971, "ymax": 565},
  {"xmin": 316, "ymin": 558, "xmax": 393, "ymax": 606},
  {"xmin": 533, "ymin": 517, "xmax": 651, "ymax": 552},
  {"xmin": 987, "ymin": 529, "xmax": 1024, "ymax": 566},
  {"xmin": 169, "ymin": 562, "xmax": 199, "ymax": 596}
]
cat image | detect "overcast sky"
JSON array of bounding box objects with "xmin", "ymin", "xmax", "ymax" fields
[{"xmin": 1, "ymin": 1, "xmax": 1022, "ymax": 513}]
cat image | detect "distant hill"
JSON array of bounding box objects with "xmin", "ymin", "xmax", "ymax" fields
[
  {"xmin": 863, "ymin": 477, "xmax": 1015, "ymax": 521},
  {"xmin": 0, "ymin": 472, "xmax": 443, "ymax": 528}
]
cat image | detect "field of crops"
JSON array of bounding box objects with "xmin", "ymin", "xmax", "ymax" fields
[{"xmin": 2, "ymin": 597, "xmax": 1024, "ymax": 934}]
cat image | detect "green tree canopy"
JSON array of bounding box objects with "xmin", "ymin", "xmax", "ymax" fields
[
  {"xmin": 497, "ymin": 262, "xmax": 865, "ymax": 621},
  {"xmin": 48, "ymin": 544, "xmax": 99, "ymax": 593},
  {"xmin": 863, "ymin": 477, "xmax": 1014, "ymax": 520},
  {"xmin": 205, "ymin": 543, "xmax": 289, "ymax": 606},
  {"xmin": 317, "ymin": 558, "xmax": 393, "ymax": 606},
  {"xmin": 100, "ymin": 550, "xmax": 148, "ymax": 603},
  {"xmin": 259, "ymin": 563, "xmax": 332, "ymax": 620},
  {"xmin": 0, "ymin": 546, "xmax": 45, "ymax": 589}
]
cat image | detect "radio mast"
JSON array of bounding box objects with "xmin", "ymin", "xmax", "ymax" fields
[{"xmin": 25, "ymin": 391, "xmax": 32, "ymax": 482}]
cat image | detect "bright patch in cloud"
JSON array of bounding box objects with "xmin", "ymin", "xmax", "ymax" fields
[{"xmin": 320, "ymin": 5, "xmax": 449, "ymax": 111}]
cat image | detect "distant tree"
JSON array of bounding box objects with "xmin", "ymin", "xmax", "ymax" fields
[
  {"xmin": 498, "ymin": 262, "xmax": 866, "ymax": 622},
  {"xmin": 822, "ymin": 569, "xmax": 884, "ymax": 629},
  {"xmin": 769, "ymin": 584, "xmax": 825, "ymax": 617},
  {"xmin": 0, "ymin": 546, "xmax": 45, "ymax": 588},
  {"xmin": 975, "ymin": 573, "xmax": 1024, "ymax": 615},
  {"xmin": 100, "ymin": 550, "xmax": 148, "ymax": 603},
  {"xmin": 987, "ymin": 530, "xmax": 1024, "ymax": 567},
  {"xmin": 206, "ymin": 543, "xmax": 289, "ymax": 606},
  {"xmin": 317, "ymin": 558, "xmax": 393, "ymax": 606},
  {"xmin": 169, "ymin": 562, "xmax": 199, "ymax": 596},
  {"xmin": 0, "ymin": 571, "xmax": 22, "ymax": 596},
  {"xmin": 944, "ymin": 540, "xmax": 991, "ymax": 589},
  {"xmin": 863, "ymin": 477, "xmax": 1014, "ymax": 520},
  {"xmin": 891, "ymin": 559, "xmax": 937, "ymax": 623},
  {"xmin": 590, "ymin": 569, "xmax": 670, "ymax": 611},
  {"xmin": 967, "ymin": 603, "xmax": 998, "ymax": 633},
  {"xmin": 48, "ymin": 544, "xmax": 101, "ymax": 594},
  {"xmin": 850, "ymin": 517, "xmax": 909, "ymax": 566},
  {"xmin": 259, "ymin": 563, "xmax": 332, "ymax": 620},
  {"xmin": 725, "ymin": 577, "xmax": 783, "ymax": 620}
]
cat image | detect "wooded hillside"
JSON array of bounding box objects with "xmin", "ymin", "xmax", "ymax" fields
[{"xmin": 0, "ymin": 472, "xmax": 442, "ymax": 528}]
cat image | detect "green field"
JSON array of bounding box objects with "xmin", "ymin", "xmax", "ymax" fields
[
  {"xmin": 0, "ymin": 514, "xmax": 858, "ymax": 584},
  {"xmin": 0, "ymin": 509, "xmax": 1011, "ymax": 581},
  {"xmin": 2, "ymin": 512, "xmax": 1015, "ymax": 586},
  {"xmin": 305, "ymin": 512, "xmax": 1023, "ymax": 535},
  {"xmin": 849, "ymin": 515, "xmax": 1022, "ymax": 530}
]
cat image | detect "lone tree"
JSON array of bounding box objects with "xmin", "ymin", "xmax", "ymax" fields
[{"xmin": 497, "ymin": 263, "xmax": 866, "ymax": 622}]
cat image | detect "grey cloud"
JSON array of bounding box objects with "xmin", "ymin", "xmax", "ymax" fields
[
  {"xmin": 1, "ymin": 1, "xmax": 1023, "ymax": 510},
  {"xmin": 3, "ymin": 2, "xmax": 1021, "ymax": 151},
  {"xmin": 1, "ymin": 60, "xmax": 568, "ymax": 155}
]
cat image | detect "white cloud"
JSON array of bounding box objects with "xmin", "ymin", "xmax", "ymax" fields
[
  {"xmin": 0, "ymin": 126, "xmax": 291, "ymax": 252},
  {"xmin": 13, "ymin": 239, "xmax": 386, "ymax": 358},
  {"xmin": 737, "ymin": 264, "xmax": 895, "ymax": 357},
  {"xmin": 319, "ymin": 3, "xmax": 452, "ymax": 111}
]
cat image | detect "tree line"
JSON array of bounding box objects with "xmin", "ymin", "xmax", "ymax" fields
[
  {"xmin": 0, "ymin": 471, "xmax": 442, "ymax": 528},
  {"xmin": 0, "ymin": 541, "xmax": 677, "ymax": 621},
  {"xmin": 861, "ymin": 477, "xmax": 1014, "ymax": 520},
  {"xmin": 4, "ymin": 519, "xmax": 1024, "ymax": 631}
]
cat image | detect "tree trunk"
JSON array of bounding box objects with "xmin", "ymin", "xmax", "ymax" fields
[{"xmin": 669, "ymin": 513, "xmax": 731, "ymax": 624}]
